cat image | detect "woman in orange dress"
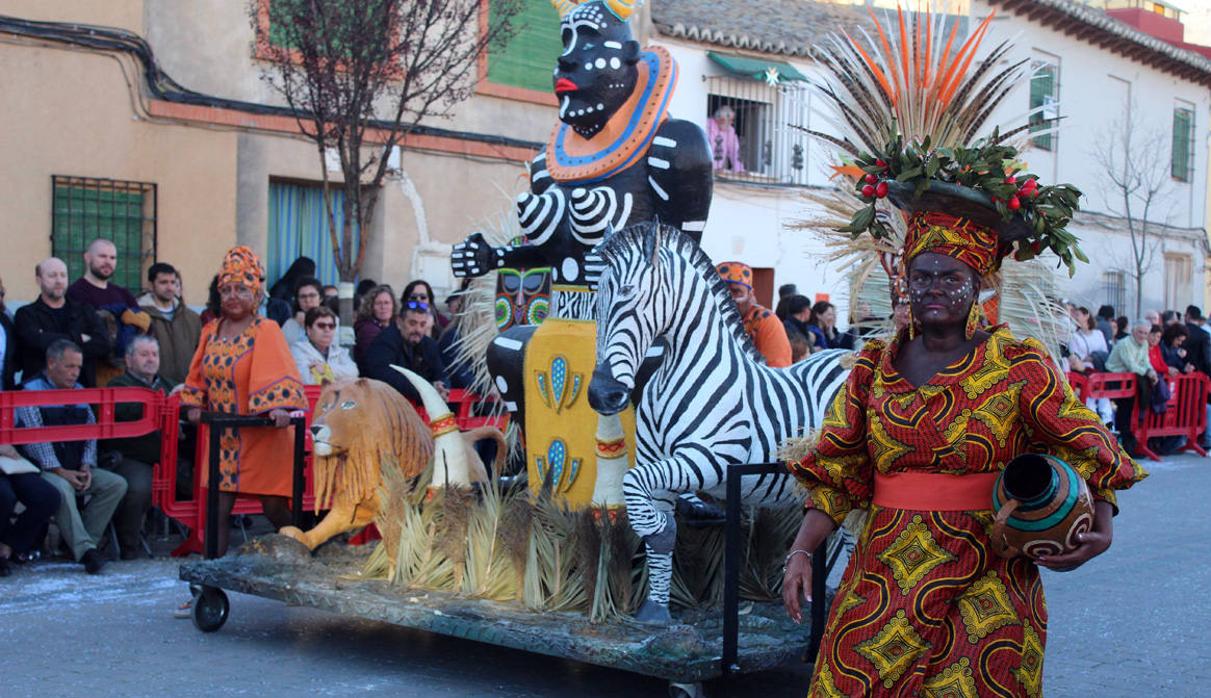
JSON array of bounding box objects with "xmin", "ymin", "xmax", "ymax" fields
[{"xmin": 180, "ymin": 246, "xmax": 307, "ymax": 557}]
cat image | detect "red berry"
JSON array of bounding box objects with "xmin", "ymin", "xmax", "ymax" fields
[
  {"xmin": 876, "ymin": 159, "xmax": 888, "ymax": 168},
  {"xmin": 1008, "ymin": 196, "xmax": 1021, "ymax": 211},
  {"xmin": 875, "ymin": 181, "xmax": 889, "ymax": 198},
  {"xmin": 1022, "ymin": 178, "xmax": 1038, "ymax": 190},
  {"xmin": 861, "ymin": 184, "xmax": 876, "ymax": 198},
  {"xmin": 864, "ymin": 173, "xmax": 878, "ymax": 184},
  {"xmin": 1028, "ymin": 188, "xmax": 1040, "ymax": 199},
  {"xmin": 1005, "ymin": 175, "xmax": 1017, "ymax": 185}
]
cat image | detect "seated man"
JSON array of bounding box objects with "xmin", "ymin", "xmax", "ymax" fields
[
  {"xmin": 1105, "ymin": 320, "xmax": 1156, "ymax": 452},
  {"xmin": 363, "ymin": 300, "xmax": 448, "ymax": 402},
  {"xmin": 103, "ymin": 335, "xmax": 172, "ymax": 559},
  {"xmin": 16, "ymin": 339, "xmax": 127, "ymax": 574},
  {"xmin": 0, "ymin": 445, "xmax": 62, "ymax": 575}
]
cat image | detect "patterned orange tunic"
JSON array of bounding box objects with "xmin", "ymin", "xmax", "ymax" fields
[
  {"xmin": 181, "ymin": 317, "xmax": 307, "ymax": 497},
  {"xmin": 789, "ymin": 327, "xmax": 1147, "ymax": 696}
]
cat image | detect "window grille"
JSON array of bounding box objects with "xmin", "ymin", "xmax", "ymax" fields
[
  {"xmin": 705, "ymin": 76, "xmax": 811, "ymax": 187},
  {"xmin": 1102, "ymin": 270, "xmax": 1126, "ymax": 316},
  {"xmin": 1172, "ymin": 106, "xmax": 1195, "ymax": 182},
  {"xmin": 51, "ymin": 176, "xmax": 157, "ymax": 293}
]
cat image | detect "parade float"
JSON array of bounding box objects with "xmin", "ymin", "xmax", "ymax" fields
[{"xmin": 179, "ymin": 2, "xmax": 847, "ymax": 695}]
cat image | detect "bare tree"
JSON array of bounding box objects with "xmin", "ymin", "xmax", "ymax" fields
[
  {"xmin": 254, "ymin": 0, "xmax": 520, "ymax": 318},
  {"xmin": 1092, "ymin": 110, "xmax": 1174, "ymax": 319}
]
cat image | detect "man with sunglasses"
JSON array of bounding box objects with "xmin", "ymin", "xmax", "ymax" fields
[{"xmin": 362, "ymin": 299, "xmax": 448, "ymax": 402}]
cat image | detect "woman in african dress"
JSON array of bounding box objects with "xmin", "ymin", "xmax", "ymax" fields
[
  {"xmin": 180, "ymin": 246, "xmax": 307, "ymax": 557},
  {"xmin": 781, "ymin": 211, "xmax": 1148, "ymax": 696}
]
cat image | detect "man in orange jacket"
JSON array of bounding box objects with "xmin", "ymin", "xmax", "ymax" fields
[{"xmin": 716, "ymin": 261, "xmax": 792, "ymax": 368}]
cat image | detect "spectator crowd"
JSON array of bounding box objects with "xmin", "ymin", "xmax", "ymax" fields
[
  {"xmin": 0, "ymin": 238, "xmax": 461, "ymax": 577},
  {"xmin": 4, "ymin": 240, "xmax": 1207, "ymax": 577}
]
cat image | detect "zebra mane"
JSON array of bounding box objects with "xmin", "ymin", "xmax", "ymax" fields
[{"xmin": 599, "ymin": 222, "xmax": 762, "ymax": 362}]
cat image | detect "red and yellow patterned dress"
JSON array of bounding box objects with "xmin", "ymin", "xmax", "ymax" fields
[
  {"xmin": 181, "ymin": 317, "xmax": 307, "ymax": 497},
  {"xmin": 789, "ymin": 327, "xmax": 1147, "ymax": 696}
]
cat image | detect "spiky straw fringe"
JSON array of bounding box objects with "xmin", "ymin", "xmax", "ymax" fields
[
  {"xmin": 462, "ymin": 482, "xmax": 520, "ymax": 600},
  {"xmin": 437, "ymin": 486, "xmax": 477, "ymax": 590},
  {"xmin": 589, "ymin": 510, "xmax": 638, "ymax": 623}
]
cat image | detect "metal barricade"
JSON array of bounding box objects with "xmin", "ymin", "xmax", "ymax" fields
[{"xmin": 722, "ymin": 462, "xmax": 829, "ymax": 677}]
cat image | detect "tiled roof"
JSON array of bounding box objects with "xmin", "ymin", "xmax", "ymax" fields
[
  {"xmin": 988, "ymin": 0, "xmax": 1211, "ymax": 84},
  {"xmin": 649, "ymin": 0, "xmax": 874, "ymax": 58}
]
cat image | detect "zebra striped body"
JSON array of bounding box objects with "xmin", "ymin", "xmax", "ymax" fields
[{"xmin": 590, "ymin": 224, "xmax": 851, "ymax": 612}]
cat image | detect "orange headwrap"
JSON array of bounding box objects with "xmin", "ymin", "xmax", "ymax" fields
[
  {"xmin": 218, "ymin": 246, "xmax": 265, "ymax": 295},
  {"xmin": 716, "ymin": 261, "xmax": 754, "ymax": 289},
  {"xmin": 903, "ymin": 211, "xmax": 1001, "ymax": 277}
]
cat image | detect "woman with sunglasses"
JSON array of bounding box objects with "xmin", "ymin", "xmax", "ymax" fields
[
  {"xmin": 291, "ymin": 306, "xmax": 357, "ymax": 386},
  {"xmin": 401, "ymin": 280, "xmax": 443, "ymax": 339}
]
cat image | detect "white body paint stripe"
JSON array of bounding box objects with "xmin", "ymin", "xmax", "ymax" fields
[
  {"xmin": 647, "ymin": 157, "xmax": 670, "ymax": 169},
  {"xmin": 493, "ymin": 337, "xmax": 524, "ymax": 351},
  {"xmin": 653, "ymin": 136, "xmax": 677, "ymax": 148},
  {"xmin": 648, "ymin": 176, "xmax": 670, "ymax": 201}
]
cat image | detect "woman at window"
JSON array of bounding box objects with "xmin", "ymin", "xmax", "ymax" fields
[
  {"xmin": 707, "ymin": 104, "xmax": 744, "ymax": 174},
  {"xmin": 291, "ymin": 306, "xmax": 357, "ymax": 386}
]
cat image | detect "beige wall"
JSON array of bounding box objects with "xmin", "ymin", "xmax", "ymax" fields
[
  {"xmin": 1, "ymin": 2, "xmax": 540, "ymax": 308},
  {"xmin": 0, "ymin": 40, "xmax": 238, "ymax": 304},
  {"xmin": 0, "ymin": 0, "xmax": 144, "ymax": 33}
]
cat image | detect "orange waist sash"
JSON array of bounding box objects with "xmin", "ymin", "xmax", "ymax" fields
[{"xmin": 872, "ymin": 472, "xmax": 999, "ymax": 512}]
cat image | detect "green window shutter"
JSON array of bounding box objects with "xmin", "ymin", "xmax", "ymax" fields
[
  {"xmin": 1029, "ymin": 64, "xmax": 1056, "ymax": 151},
  {"xmin": 52, "ymin": 183, "xmax": 148, "ymax": 291},
  {"xmin": 487, "ymin": 0, "xmax": 562, "ymax": 93},
  {"xmin": 1172, "ymin": 108, "xmax": 1193, "ymax": 182}
]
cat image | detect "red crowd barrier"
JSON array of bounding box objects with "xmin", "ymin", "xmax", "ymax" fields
[
  {"xmin": 1065, "ymin": 371, "xmax": 1138, "ymax": 402},
  {"xmin": 1, "ymin": 382, "xmax": 509, "ymax": 556},
  {"xmin": 1133, "ymin": 373, "xmax": 1210, "ymax": 462}
]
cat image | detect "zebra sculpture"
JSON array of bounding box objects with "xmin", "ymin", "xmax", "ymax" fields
[{"xmin": 587, "ymin": 223, "xmax": 852, "ymax": 624}]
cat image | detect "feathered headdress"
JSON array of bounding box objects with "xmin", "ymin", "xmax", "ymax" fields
[
  {"xmin": 805, "ymin": 7, "xmax": 1084, "ymax": 278},
  {"xmin": 551, "ymin": 0, "xmax": 642, "ymax": 22}
]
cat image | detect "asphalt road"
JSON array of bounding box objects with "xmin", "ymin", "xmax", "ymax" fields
[{"xmin": 0, "ymin": 453, "xmax": 1206, "ymax": 697}]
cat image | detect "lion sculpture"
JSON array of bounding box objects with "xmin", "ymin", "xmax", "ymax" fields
[{"xmin": 279, "ymin": 375, "xmax": 506, "ymax": 553}]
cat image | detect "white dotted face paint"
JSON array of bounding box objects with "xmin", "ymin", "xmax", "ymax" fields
[
  {"xmin": 609, "ymin": 57, "xmax": 621, "ymax": 70},
  {"xmin": 594, "ymin": 58, "xmax": 607, "ymax": 69},
  {"xmin": 584, "ymin": 62, "xmax": 593, "ymax": 71}
]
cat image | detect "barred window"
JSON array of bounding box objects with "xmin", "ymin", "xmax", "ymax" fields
[
  {"xmin": 51, "ymin": 176, "xmax": 157, "ymax": 292},
  {"xmin": 705, "ymin": 76, "xmax": 811, "ymax": 187},
  {"xmin": 1172, "ymin": 106, "xmax": 1195, "ymax": 182},
  {"xmin": 1102, "ymin": 270, "xmax": 1126, "ymax": 317}
]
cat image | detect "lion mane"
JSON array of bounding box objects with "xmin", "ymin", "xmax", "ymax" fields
[{"xmin": 313, "ymin": 378, "xmax": 434, "ymax": 511}]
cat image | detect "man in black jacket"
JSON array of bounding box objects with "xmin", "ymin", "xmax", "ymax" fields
[
  {"xmin": 0, "ymin": 275, "xmax": 20, "ymax": 390},
  {"xmin": 1183, "ymin": 306, "xmax": 1211, "ymax": 376},
  {"xmin": 362, "ymin": 300, "xmax": 448, "ymax": 403},
  {"xmin": 13, "ymin": 258, "xmax": 110, "ymax": 387}
]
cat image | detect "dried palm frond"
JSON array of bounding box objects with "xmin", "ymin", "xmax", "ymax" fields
[
  {"xmin": 462, "ymin": 482, "xmax": 521, "ymax": 600},
  {"xmin": 670, "ymin": 522, "xmax": 725, "ymax": 609},
  {"xmin": 739, "ymin": 505, "xmax": 804, "ymax": 601},
  {"xmin": 588, "ymin": 509, "xmax": 638, "ymax": 623}
]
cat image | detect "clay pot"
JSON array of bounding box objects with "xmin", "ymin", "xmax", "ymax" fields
[{"xmin": 991, "ymin": 454, "xmax": 1094, "ymax": 560}]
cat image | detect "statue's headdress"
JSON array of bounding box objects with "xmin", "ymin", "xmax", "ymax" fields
[{"xmin": 552, "ymin": 0, "xmax": 642, "ymax": 22}]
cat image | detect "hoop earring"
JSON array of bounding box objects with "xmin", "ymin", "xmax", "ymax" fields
[{"xmin": 965, "ymin": 301, "xmax": 982, "ymax": 340}]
